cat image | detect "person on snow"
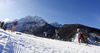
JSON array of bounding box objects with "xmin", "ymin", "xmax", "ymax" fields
[
  {"xmin": 55, "ymin": 29, "xmax": 62, "ymax": 40},
  {"xmin": 4, "ymin": 23, "xmax": 8, "ymax": 31},
  {"xmin": 0, "ymin": 21, "xmax": 1, "ymax": 27},
  {"xmin": 30, "ymin": 29, "xmax": 34, "ymax": 35},
  {"xmin": 77, "ymin": 28, "xmax": 86, "ymax": 43},
  {"xmin": 95, "ymin": 41, "xmax": 99, "ymax": 46},
  {"xmin": 44, "ymin": 32, "xmax": 48, "ymax": 38},
  {"xmin": 1, "ymin": 21, "xmax": 4, "ymax": 28},
  {"xmin": 12, "ymin": 21, "xmax": 18, "ymax": 31}
]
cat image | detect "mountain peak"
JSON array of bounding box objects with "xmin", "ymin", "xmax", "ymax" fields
[
  {"xmin": 19, "ymin": 15, "xmax": 43, "ymax": 22},
  {"xmin": 7, "ymin": 15, "xmax": 47, "ymax": 32},
  {"xmin": 50, "ymin": 22, "xmax": 63, "ymax": 28}
]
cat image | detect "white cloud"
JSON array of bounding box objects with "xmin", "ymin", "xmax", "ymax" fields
[{"xmin": 3, "ymin": 18, "xmax": 9, "ymax": 22}]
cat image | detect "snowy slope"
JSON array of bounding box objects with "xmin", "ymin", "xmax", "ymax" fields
[
  {"xmin": 0, "ymin": 29, "xmax": 100, "ymax": 53},
  {"xmin": 73, "ymin": 33, "xmax": 79, "ymax": 43}
]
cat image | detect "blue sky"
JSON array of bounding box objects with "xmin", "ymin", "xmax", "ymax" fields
[{"xmin": 0, "ymin": 0, "xmax": 100, "ymax": 29}]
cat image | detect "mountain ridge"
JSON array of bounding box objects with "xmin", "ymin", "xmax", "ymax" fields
[{"xmin": 6, "ymin": 15, "xmax": 100, "ymax": 42}]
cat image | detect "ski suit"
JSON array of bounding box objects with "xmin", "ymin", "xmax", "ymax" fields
[
  {"xmin": 55, "ymin": 29, "xmax": 62, "ymax": 40},
  {"xmin": 4, "ymin": 24, "xmax": 8, "ymax": 30},
  {"xmin": 44, "ymin": 32, "xmax": 48, "ymax": 37},
  {"xmin": 1, "ymin": 22, "xmax": 4, "ymax": 28},
  {"xmin": 78, "ymin": 31, "xmax": 86, "ymax": 43},
  {"xmin": 12, "ymin": 22, "xmax": 18, "ymax": 31}
]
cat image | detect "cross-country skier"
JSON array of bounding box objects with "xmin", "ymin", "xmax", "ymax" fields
[
  {"xmin": 1, "ymin": 21, "xmax": 4, "ymax": 28},
  {"xmin": 77, "ymin": 28, "xmax": 86, "ymax": 44},
  {"xmin": 30, "ymin": 29, "xmax": 34, "ymax": 35},
  {"xmin": 12, "ymin": 21, "xmax": 18, "ymax": 31},
  {"xmin": 55, "ymin": 29, "xmax": 62, "ymax": 40},
  {"xmin": 4, "ymin": 23, "xmax": 8, "ymax": 31},
  {"xmin": 44, "ymin": 32, "xmax": 48, "ymax": 38},
  {"xmin": 0, "ymin": 21, "xmax": 1, "ymax": 27},
  {"xmin": 95, "ymin": 41, "xmax": 99, "ymax": 46}
]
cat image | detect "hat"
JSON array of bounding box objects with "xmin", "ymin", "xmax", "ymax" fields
[{"xmin": 77, "ymin": 28, "xmax": 81, "ymax": 32}]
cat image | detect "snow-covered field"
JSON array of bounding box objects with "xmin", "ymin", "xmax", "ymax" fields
[{"xmin": 0, "ymin": 29, "xmax": 100, "ymax": 53}]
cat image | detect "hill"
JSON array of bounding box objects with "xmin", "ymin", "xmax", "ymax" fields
[
  {"xmin": 0, "ymin": 29, "xmax": 100, "ymax": 53},
  {"xmin": 33, "ymin": 23, "xmax": 58, "ymax": 38},
  {"xmin": 6, "ymin": 15, "xmax": 100, "ymax": 43},
  {"xmin": 7, "ymin": 15, "xmax": 47, "ymax": 33},
  {"xmin": 57, "ymin": 24, "xmax": 100, "ymax": 41}
]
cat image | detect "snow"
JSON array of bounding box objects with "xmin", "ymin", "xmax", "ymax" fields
[
  {"xmin": 50, "ymin": 22, "xmax": 63, "ymax": 28},
  {"xmin": 0, "ymin": 29, "xmax": 100, "ymax": 53},
  {"xmin": 87, "ymin": 33, "xmax": 100, "ymax": 45},
  {"xmin": 73, "ymin": 33, "xmax": 79, "ymax": 43},
  {"xmin": 7, "ymin": 15, "xmax": 47, "ymax": 31}
]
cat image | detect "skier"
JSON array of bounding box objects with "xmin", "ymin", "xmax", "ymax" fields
[
  {"xmin": 44, "ymin": 32, "xmax": 48, "ymax": 38},
  {"xmin": 1, "ymin": 21, "xmax": 4, "ymax": 28},
  {"xmin": 77, "ymin": 28, "xmax": 86, "ymax": 44},
  {"xmin": 30, "ymin": 29, "xmax": 34, "ymax": 35},
  {"xmin": 0, "ymin": 21, "xmax": 1, "ymax": 27},
  {"xmin": 95, "ymin": 41, "xmax": 99, "ymax": 46},
  {"xmin": 12, "ymin": 21, "xmax": 18, "ymax": 31},
  {"xmin": 55, "ymin": 29, "xmax": 62, "ymax": 40},
  {"xmin": 4, "ymin": 23, "xmax": 8, "ymax": 31}
]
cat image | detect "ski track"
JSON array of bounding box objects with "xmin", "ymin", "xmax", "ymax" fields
[{"xmin": 0, "ymin": 29, "xmax": 100, "ymax": 53}]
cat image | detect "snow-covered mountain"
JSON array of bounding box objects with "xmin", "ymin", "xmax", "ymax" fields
[
  {"xmin": 0, "ymin": 29, "xmax": 100, "ymax": 53},
  {"xmin": 6, "ymin": 16, "xmax": 100, "ymax": 43},
  {"xmin": 8, "ymin": 15, "xmax": 47, "ymax": 32},
  {"xmin": 87, "ymin": 33, "xmax": 100, "ymax": 45},
  {"xmin": 50, "ymin": 22, "xmax": 63, "ymax": 28}
]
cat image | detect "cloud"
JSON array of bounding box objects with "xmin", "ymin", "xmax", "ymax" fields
[{"xmin": 3, "ymin": 18, "xmax": 9, "ymax": 22}]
